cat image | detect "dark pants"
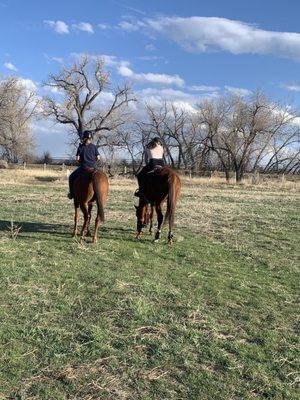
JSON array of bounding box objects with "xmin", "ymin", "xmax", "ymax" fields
[
  {"xmin": 137, "ymin": 159, "xmax": 165, "ymax": 190},
  {"xmin": 69, "ymin": 166, "xmax": 84, "ymax": 195}
]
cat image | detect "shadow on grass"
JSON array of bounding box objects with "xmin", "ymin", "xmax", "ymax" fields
[
  {"xmin": 0, "ymin": 219, "xmax": 135, "ymax": 241},
  {"xmin": 0, "ymin": 219, "xmax": 70, "ymax": 236}
]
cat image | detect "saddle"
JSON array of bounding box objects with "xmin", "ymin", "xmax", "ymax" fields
[
  {"xmin": 81, "ymin": 167, "xmax": 96, "ymax": 183},
  {"xmin": 83, "ymin": 167, "xmax": 96, "ymax": 174},
  {"xmin": 146, "ymin": 165, "xmax": 163, "ymax": 175}
]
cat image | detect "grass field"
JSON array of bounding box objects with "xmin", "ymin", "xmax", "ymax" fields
[{"xmin": 0, "ymin": 169, "xmax": 299, "ymax": 399}]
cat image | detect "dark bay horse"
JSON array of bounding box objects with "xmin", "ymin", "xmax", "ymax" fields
[
  {"xmin": 72, "ymin": 169, "xmax": 109, "ymax": 243},
  {"xmin": 135, "ymin": 166, "xmax": 181, "ymax": 245}
]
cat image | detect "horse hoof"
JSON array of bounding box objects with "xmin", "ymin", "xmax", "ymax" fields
[
  {"xmin": 154, "ymin": 239, "xmax": 159, "ymax": 243},
  {"xmin": 136, "ymin": 233, "xmax": 142, "ymax": 240},
  {"xmin": 92, "ymin": 237, "xmax": 97, "ymax": 243},
  {"xmin": 168, "ymin": 240, "xmax": 173, "ymax": 246}
]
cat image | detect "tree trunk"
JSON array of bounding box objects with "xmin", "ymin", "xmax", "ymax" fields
[
  {"xmin": 235, "ymin": 165, "xmax": 244, "ymax": 182},
  {"xmin": 225, "ymin": 169, "xmax": 230, "ymax": 183}
]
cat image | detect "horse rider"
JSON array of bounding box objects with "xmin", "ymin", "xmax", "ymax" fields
[
  {"xmin": 68, "ymin": 130, "xmax": 100, "ymax": 199},
  {"xmin": 135, "ymin": 137, "xmax": 165, "ymax": 198}
]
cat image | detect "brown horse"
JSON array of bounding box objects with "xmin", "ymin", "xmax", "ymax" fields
[
  {"xmin": 135, "ymin": 166, "xmax": 181, "ymax": 245},
  {"xmin": 72, "ymin": 169, "xmax": 109, "ymax": 243}
]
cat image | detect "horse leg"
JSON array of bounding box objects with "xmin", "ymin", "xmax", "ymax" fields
[
  {"xmin": 167, "ymin": 212, "xmax": 174, "ymax": 246},
  {"xmin": 80, "ymin": 203, "xmax": 89, "ymax": 243},
  {"xmin": 168, "ymin": 230, "xmax": 174, "ymax": 246},
  {"xmin": 154, "ymin": 204, "xmax": 163, "ymax": 242},
  {"xmin": 72, "ymin": 204, "xmax": 80, "ymax": 237},
  {"xmin": 86, "ymin": 203, "xmax": 93, "ymax": 237},
  {"xmin": 135, "ymin": 206, "xmax": 144, "ymax": 240},
  {"xmin": 149, "ymin": 205, "xmax": 154, "ymax": 235},
  {"xmin": 136, "ymin": 218, "xmax": 143, "ymax": 240},
  {"xmin": 92, "ymin": 215, "xmax": 100, "ymax": 243}
]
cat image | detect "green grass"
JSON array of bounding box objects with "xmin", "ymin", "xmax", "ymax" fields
[{"xmin": 0, "ymin": 171, "xmax": 299, "ymax": 399}]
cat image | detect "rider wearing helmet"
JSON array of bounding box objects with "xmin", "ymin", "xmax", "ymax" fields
[
  {"xmin": 68, "ymin": 130, "xmax": 100, "ymax": 199},
  {"xmin": 135, "ymin": 137, "xmax": 165, "ymax": 198}
]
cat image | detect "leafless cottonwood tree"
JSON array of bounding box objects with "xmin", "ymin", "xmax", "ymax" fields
[
  {"xmin": 134, "ymin": 102, "xmax": 208, "ymax": 171},
  {"xmin": 0, "ymin": 77, "xmax": 39, "ymax": 162},
  {"xmin": 43, "ymin": 55, "xmax": 136, "ymax": 145},
  {"xmin": 117, "ymin": 123, "xmax": 151, "ymax": 173},
  {"xmin": 198, "ymin": 93, "xmax": 300, "ymax": 181}
]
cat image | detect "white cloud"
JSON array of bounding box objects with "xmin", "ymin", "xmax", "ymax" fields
[
  {"xmin": 19, "ymin": 78, "xmax": 37, "ymax": 92},
  {"xmin": 41, "ymin": 85, "xmax": 63, "ymax": 96},
  {"xmin": 4, "ymin": 62, "xmax": 18, "ymax": 71},
  {"xmin": 145, "ymin": 44, "xmax": 157, "ymax": 51},
  {"xmin": 190, "ymin": 85, "xmax": 220, "ymax": 92},
  {"xmin": 118, "ymin": 61, "xmax": 185, "ymax": 87},
  {"xmin": 132, "ymin": 16, "xmax": 300, "ymax": 62},
  {"xmin": 137, "ymin": 55, "xmax": 167, "ymax": 63},
  {"xmin": 136, "ymin": 87, "xmax": 217, "ymax": 110},
  {"xmin": 225, "ymin": 86, "xmax": 252, "ymax": 96},
  {"xmin": 281, "ymin": 83, "xmax": 300, "ymax": 92},
  {"xmin": 98, "ymin": 23, "xmax": 110, "ymax": 30},
  {"xmin": 51, "ymin": 56, "xmax": 64, "ymax": 64},
  {"xmin": 224, "ymin": 85, "xmax": 252, "ymax": 96},
  {"xmin": 72, "ymin": 22, "xmax": 94, "ymax": 34},
  {"xmin": 44, "ymin": 20, "xmax": 69, "ymax": 34},
  {"xmin": 70, "ymin": 53, "xmax": 182, "ymax": 86},
  {"xmin": 118, "ymin": 21, "xmax": 140, "ymax": 32},
  {"xmin": 44, "ymin": 54, "xmax": 64, "ymax": 64}
]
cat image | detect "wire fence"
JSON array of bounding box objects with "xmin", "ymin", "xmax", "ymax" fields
[{"xmin": 4, "ymin": 161, "xmax": 300, "ymax": 184}]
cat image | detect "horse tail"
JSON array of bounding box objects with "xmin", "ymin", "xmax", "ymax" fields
[
  {"xmin": 165, "ymin": 172, "xmax": 180, "ymax": 227},
  {"xmin": 92, "ymin": 173, "xmax": 105, "ymax": 222}
]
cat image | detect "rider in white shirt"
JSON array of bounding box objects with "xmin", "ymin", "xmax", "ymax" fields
[{"xmin": 135, "ymin": 137, "xmax": 165, "ymax": 198}]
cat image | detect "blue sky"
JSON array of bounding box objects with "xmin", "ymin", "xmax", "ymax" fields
[{"xmin": 1, "ymin": 0, "xmax": 300, "ymax": 156}]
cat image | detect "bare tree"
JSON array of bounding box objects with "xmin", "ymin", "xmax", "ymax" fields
[
  {"xmin": 0, "ymin": 77, "xmax": 39, "ymax": 162},
  {"xmin": 198, "ymin": 93, "xmax": 300, "ymax": 181},
  {"xmin": 43, "ymin": 55, "xmax": 136, "ymax": 144},
  {"xmin": 136, "ymin": 102, "xmax": 208, "ymax": 171},
  {"xmin": 117, "ymin": 124, "xmax": 150, "ymax": 173},
  {"xmin": 197, "ymin": 97, "xmax": 233, "ymax": 180}
]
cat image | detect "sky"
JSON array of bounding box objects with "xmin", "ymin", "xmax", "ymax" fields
[{"xmin": 1, "ymin": 0, "xmax": 300, "ymax": 157}]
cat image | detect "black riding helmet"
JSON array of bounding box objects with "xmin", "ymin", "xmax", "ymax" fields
[{"xmin": 82, "ymin": 130, "xmax": 94, "ymax": 141}]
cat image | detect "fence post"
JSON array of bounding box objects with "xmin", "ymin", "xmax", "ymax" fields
[
  {"xmin": 189, "ymin": 169, "xmax": 192, "ymax": 179},
  {"xmin": 124, "ymin": 165, "xmax": 127, "ymax": 175},
  {"xmin": 62, "ymin": 163, "xmax": 65, "ymax": 171},
  {"xmin": 252, "ymin": 171, "xmax": 260, "ymax": 184},
  {"xmin": 43, "ymin": 163, "xmax": 46, "ymax": 170},
  {"xmin": 23, "ymin": 162, "xmax": 26, "ymax": 170}
]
